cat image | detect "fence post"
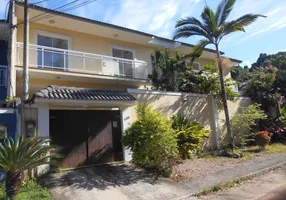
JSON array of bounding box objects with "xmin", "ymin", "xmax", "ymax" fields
[{"xmin": 211, "ymin": 96, "xmax": 221, "ymax": 149}]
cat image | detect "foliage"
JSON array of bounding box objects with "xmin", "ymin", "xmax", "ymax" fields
[
  {"xmin": 255, "ymin": 131, "xmax": 271, "ymax": 148},
  {"xmin": 173, "ymin": 0, "xmax": 265, "ymax": 150},
  {"xmin": 149, "ymin": 49, "xmax": 191, "ymax": 92},
  {"xmin": 244, "ymin": 65, "xmax": 282, "ymax": 111},
  {"xmin": 122, "ymin": 104, "xmax": 178, "ymax": 176},
  {"xmin": 181, "ymin": 63, "xmax": 238, "ymax": 101},
  {"xmin": 171, "ymin": 115, "xmax": 209, "ymax": 159},
  {"xmin": 0, "ymin": 137, "xmax": 60, "ymax": 199},
  {"xmin": 231, "ymin": 104, "xmax": 267, "ymax": 146},
  {"xmin": 251, "ymin": 52, "xmax": 286, "ymax": 71},
  {"xmin": 230, "ymin": 65, "xmax": 250, "ymax": 83},
  {"xmin": 0, "ymin": 181, "xmax": 52, "ymax": 200}
]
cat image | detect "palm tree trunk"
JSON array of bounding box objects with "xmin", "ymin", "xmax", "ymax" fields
[
  {"xmin": 5, "ymin": 170, "xmax": 22, "ymax": 199},
  {"xmin": 215, "ymin": 44, "xmax": 235, "ymax": 150}
]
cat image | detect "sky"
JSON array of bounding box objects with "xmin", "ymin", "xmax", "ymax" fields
[{"xmin": 1, "ymin": 0, "xmax": 286, "ymax": 66}]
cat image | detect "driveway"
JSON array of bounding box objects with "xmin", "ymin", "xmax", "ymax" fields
[{"xmin": 41, "ymin": 163, "xmax": 193, "ymax": 200}]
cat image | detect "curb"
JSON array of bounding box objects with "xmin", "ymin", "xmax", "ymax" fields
[{"xmin": 175, "ymin": 161, "xmax": 286, "ymax": 200}]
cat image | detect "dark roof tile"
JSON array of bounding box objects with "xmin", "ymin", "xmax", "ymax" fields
[{"xmin": 32, "ymin": 85, "xmax": 136, "ymax": 101}]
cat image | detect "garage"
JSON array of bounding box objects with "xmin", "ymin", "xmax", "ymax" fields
[
  {"xmin": 31, "ymin": 85, "xmax": 136, "ymax": 170},
  {"xmin": 50, "ymin": 110, "xmax": 123, "ymax": 168}
]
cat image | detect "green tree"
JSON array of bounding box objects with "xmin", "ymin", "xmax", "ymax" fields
[
  {"xmin": 0, "ymin": 137, "xmax": 60, "ymax": 199},
  {"xmin": 244, "ymin": 66, "xmax": 281, "ymax": 112},
  {"xmin": 230, "ymin": 65, "xmax": 250, "ymax": 83},
  {"xmin": 231, "ymin": 104, "xmax": 267, "ymax": 146},
  {"xmin": 173, "ymin": 0, "xmax": 265, "ymax": 149},
  {"xmin": 149, "ymin": 49, "xmax": 192, "ymax": 91},
  {"xmin": 185, "ymin": 63, "xmax": 238, "ymax": 101},
  {"xmin": 122, "ymin": 104, "xmax": 178, "ymax": 176}
]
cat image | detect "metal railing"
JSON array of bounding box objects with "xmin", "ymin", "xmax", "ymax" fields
[{"xmin": 16, "ymin": 42, "xmax": 148, "ymax": 79}]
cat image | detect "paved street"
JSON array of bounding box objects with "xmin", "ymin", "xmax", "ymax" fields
[{"xmin": 198, "ymin": 167, "xmax": 286, "ymax": 200}]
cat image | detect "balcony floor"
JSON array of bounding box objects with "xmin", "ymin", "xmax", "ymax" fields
[{"xmin": 15, "ymin": 66, "xmax": 150, "ymax": 87}]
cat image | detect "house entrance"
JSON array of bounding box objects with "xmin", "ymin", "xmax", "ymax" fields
[{"xmin": 50, "ymin": 110, "xmax": 123, "ymax": 168}]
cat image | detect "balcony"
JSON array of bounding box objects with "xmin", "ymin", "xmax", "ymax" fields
[{"xmin": 16, "ymin": 42, "xmax": 148, "ymax": 80}]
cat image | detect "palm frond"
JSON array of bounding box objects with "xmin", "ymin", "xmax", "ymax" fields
[
  {"xmin": 175, "ymin": 17, "xmax": 210, "ymax": 34},
  {"xmin": 173, "ymin": 25, "xmax": 211, "ymax": 41},
  {"xmin": 201, "ymin": 6, "xmax": 217, "ymax": 35},
  {"xmin": 0, "ymin": 137, "xmax": 61, "ymax": 172},
  {"xmin": 219, "ymin": 14, "xmax": 266, "ymax": 40},
  {"xmin": 186, "ymin": 39, "xmax": 212, "ymax": 63},
  {"xmin": 216, "ymin": 0, "xmax": 236, "ymax": 26}
]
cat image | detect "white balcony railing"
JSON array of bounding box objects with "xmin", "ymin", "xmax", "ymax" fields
[{"xmin": 16, "ymin": 42, "xmax": 148, "ymax": 80}]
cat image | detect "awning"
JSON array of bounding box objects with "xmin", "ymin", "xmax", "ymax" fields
[{"xmin": 31, "ymin": 85, "xmax": 136, "ymax": 102}]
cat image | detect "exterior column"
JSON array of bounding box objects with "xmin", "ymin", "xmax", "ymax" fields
[
  {"xmin": 211, "ymin": 96, "xmax": 221, "ymax": 149},
  {"xmin": 37, "ymin": 104, "xmax": 50, "ymax": 175},
  {"xmin": 120, "ymin": 107, "xmax": 132, "ymax": 161}
]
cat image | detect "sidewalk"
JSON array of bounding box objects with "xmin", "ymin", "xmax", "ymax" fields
[{"xmin": 178, "ymin": 152, "xmax": 286, "ymax": 199}]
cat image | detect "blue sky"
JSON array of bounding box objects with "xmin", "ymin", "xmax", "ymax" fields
[{"xmin": 1, "ymin": 0, "xmax": 286, "ymax": 66}]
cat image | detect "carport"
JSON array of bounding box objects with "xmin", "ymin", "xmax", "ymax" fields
[{"xmin": 32, "ymin": 85, "xmax": 136, "ymax": 170}]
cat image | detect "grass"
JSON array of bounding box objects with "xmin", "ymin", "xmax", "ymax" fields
[
  {"xmin": 264, "ymin": 143, "xmax": 286, "ymax": 153},
  {"xmin": 195, "ymin": 177, "xmax": 252, "ymax": 197},
  {"xmin": 0, "ymin": 180, "xmax": 52, "ymax": 200}
]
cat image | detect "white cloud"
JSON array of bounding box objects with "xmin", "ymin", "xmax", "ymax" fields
[
  {"xmin": 230, "ymin": 0, "xmax": 286, "ymax": 44},
  {"xmin": 105, "ymin": 0, "xmax": 202, "ymax": 38}
]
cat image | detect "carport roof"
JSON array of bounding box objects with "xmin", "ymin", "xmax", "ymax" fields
[{"xmin": 31, "ymin": 85, "xmax": 136, "ymax": 102}]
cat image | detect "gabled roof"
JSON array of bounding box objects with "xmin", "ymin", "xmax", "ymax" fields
[{"xmin": 32, "ymin": 85, "xmax": 136, "ymax": 101}]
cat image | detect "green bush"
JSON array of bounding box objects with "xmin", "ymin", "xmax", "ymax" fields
[
  {"xmin": 172, "ymin": 115, "xmax": 209, "ymax": 159},
  {"xmin": 255, "ymin": 131, "xmax": 271, "ymax": 148},
  {"xmin": 231, "ymin": 104, "xmax": 267, "ymax": 146},
  {"xmin": 122, "ymin": 104, "xmax": 178, "ymax": 176}
]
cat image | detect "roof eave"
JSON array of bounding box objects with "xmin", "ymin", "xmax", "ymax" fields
[{"xmin": 15, "ymin": 1, "xmax": 223, "ymax": 55}]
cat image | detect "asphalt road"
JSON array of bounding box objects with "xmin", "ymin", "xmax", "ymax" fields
[{"xmin": 199, "ymin": 167, "xmax": 286, "ymax": 200}]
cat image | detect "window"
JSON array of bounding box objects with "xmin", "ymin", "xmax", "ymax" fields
[
  {"xmin": 111, "ymin": 46, "xmax": 135, "ymax": 77},
  {"xmin": 193, "ymin": 62, "xmax": 202, "ymax": 71},
  {"xmin": 0, "ymin": 67, "xmax": 7, "ymax": 86},
  {"xmin": 186, "ymin": 60, "xmax": 201, "ymax": 71},
  {"xmin": 0, "ymin": 123, "xmax": 7, "ymax": 140},
  {"xmin": 36, "ymin": 32, "xmax": 70, "ymax": 69}
]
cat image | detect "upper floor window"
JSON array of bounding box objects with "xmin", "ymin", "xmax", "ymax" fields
[
  {"xmin": 111, "ymin": 46, "xmax": 135, "ymax": 77},
  {"xmin": 186, "ymin": 60, "xmax": 202, "ymax": 71},
  {"xmin": 36, "ymin": 31, "xmax": 71, "ymax": 70}
]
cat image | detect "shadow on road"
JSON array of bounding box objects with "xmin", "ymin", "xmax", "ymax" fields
[{"xmin": 40, "ymin": 163, "xmax": 157, "ymax": 191}]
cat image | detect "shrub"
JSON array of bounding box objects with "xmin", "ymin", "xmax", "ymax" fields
[
  {"xmin": 255, "ymin": 131, "xmax": 271, "ymax": 148},
  {"xmin": 231, "ymin": 104, "xmax": 267, "ymax": 146},
  {"xmin": 122, "ymin": 104, "xmax": 178, "ymax": 176},
  {"xmin": 172, "ymin": 115, "xmax": 209, "ymax": 159}
]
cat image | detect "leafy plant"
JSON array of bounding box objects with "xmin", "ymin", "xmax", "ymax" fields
[
  {"xmin": 231, "ymin": 104, "xmax": 267, "ymax": 146},
  {"xmin": 122, "ymin": 104, "xmax": 178, "ymax": 176},
  {"xmin": 149, "ymin": 49, "xmax": 191, "ymax": 92},
  {"xmin": 172, "ymin": 115, "xmax": 209, "ymax": 159},
  {"xmin": 173, "ymin": 0, "xmax": 265, "ymax": 150},
  {"xmin": 190, "ymin": 72, "xmax": 238, "ymax": 102},
  {"xmin": 255, "ymin": 131, "xmax": 271, "ymax": 148},
  {"xmin": 0, "ymin": 137, "xmax": 60, "ymax": 199},
  {"xmin": 244, "ymin": 65, "xmax": 281, "ymax": 112}
]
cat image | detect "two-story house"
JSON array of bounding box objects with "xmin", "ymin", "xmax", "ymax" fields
[{"xmin": 5, "ymin": 1, "xmax": 241, "ymax": 171}]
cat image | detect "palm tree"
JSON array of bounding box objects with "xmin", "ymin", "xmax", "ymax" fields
[
  {"xmin": 0, "ymin": 137, "xmax": 60, "ymax": 199},
  {"xmin": 173, "ymin": 0, "xmax": 265, "ymax": 149}
]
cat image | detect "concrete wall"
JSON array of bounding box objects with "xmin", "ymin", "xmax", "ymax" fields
[{"xmin": 128, "ymin": 90, "xmax": 252, "ymax": 150}]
